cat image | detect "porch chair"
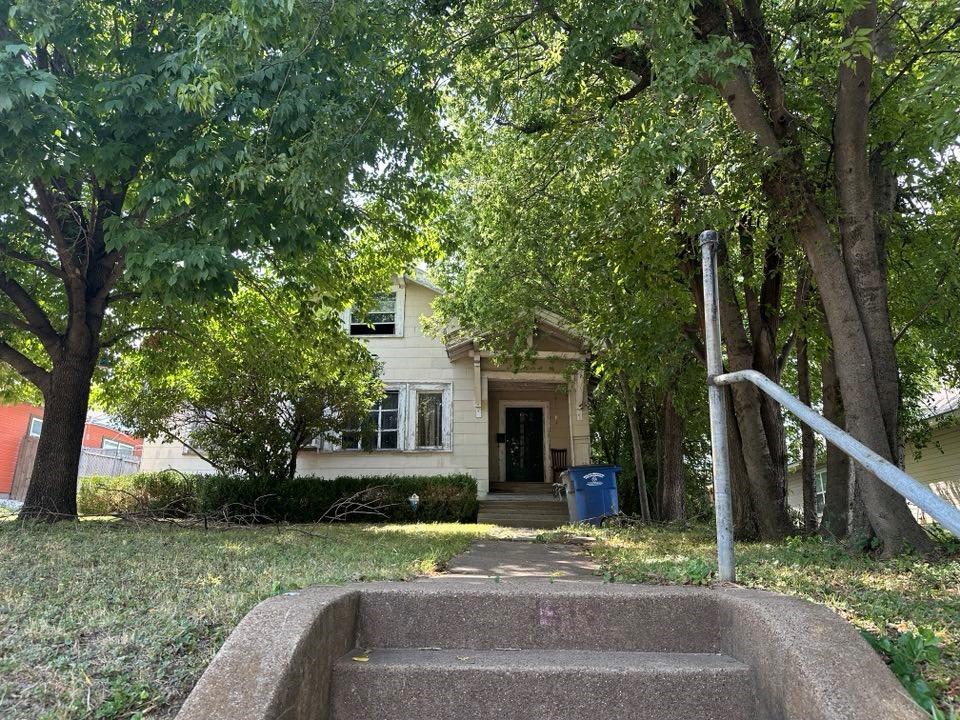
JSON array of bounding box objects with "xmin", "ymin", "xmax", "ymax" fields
[{"xmin": 550, "ymin": 448, "xmax": 568, "ymax": 484}]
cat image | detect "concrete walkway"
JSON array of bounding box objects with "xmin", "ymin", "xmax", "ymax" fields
[{"xmin": 432, "ymin": 539, "xmax": 601, "ymax": 582}]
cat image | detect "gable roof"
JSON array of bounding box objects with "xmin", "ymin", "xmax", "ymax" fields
[
  {"xmin": 402, "ymin": 269, "xmax": 442, "ymax": 294},
  {"xmin": 444, "ymin": 311, "xmax": 587, "ymax": 361},
  {"xmin": 399, "ymin": 269, "xmax": 585, "ymax": 358},
  {"xmin": 922, "ymin": 387, "xmax": 960, "ymax": 419}
]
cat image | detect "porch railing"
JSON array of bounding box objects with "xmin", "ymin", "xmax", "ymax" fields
[{"xmin": 699, "ymin": 229, "xmax": 960, "ymax": 582}]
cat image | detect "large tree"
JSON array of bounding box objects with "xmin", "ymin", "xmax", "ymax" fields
[
  {"xmin": 0, "ymin": 0, "xmax": 443, "ymax": 519},
  {"xmin": 435, "ymin": 0, "xmax": 960, "ymax": 554},
  {"xmin": 105, "ymin": 283, "xmax": 382, "ymax": 484}
]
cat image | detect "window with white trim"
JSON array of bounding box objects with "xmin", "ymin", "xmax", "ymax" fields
[
  {"xmin": 27, "ymin": 416, "xmax": 42, "ymax": 437},
  {"xmin": 814, "ymin": 469, "xmax": 827, "ymax": 517},
  {"xmin": 102, "ymin": 438, "xmax": 136, "ymax": 457},
  {"xmin": 350, "ymin": 293, "xmax": 398, "ymax": 336},
  {"xmin": 416, "ymin": 391, "xmax": 444, "ymax": 449},
  {"xmin": 330, "ymin": 383, "xmax": 452, "ymax": 453},
  {"xmin": 341, "ymin": 390, "xmax": 400, "ymax": 450}
]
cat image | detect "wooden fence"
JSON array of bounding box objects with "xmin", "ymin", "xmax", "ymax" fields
[{"xmin": 9, "ymin": 437, "xmax": 140, "ymax": 501}]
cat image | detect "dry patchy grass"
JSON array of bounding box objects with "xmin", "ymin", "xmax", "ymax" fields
[{"xmin": 0, "ymin": 518, "xmax": 492, "ymax": 719}]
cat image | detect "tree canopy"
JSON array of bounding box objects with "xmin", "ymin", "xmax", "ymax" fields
[
  {"xmin": 0, "ymin": 0, "xmax": 446, "ymax": 518},
  {"xmin": 427, "ymin": 0, "xmax": 960, "ymax": 551},
  {"xmin": 105, "ymin": 281, "xmax": 382, "ymax": 483}
]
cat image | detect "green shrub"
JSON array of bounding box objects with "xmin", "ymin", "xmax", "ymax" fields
[
  {"xmin": 77, "ymin": 472, "xmax": 199, "ymax": 516},
  {"xmin": 862, "ymin": 628, "xmax": 949, "ymax": 719},
  {"xmin": 77, "ymin": 471, "xmax": 479, "ymax": 524},
  {"xmin": 275, "ymin": 474, "xmax": 479, "ymax": 523}
]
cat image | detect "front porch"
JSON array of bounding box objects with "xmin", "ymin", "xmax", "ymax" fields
[
  {"xmin": 478, "ymin": 378, "xmax": 588, "ymax": 527},
  {"xmin": 444, "ymin": 316, "xmax": 592, "ymax": 524}
]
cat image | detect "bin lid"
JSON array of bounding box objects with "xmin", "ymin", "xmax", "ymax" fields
[{"xmin": 567, "ymin": 464, "xmax": 622, "ymax": 472}]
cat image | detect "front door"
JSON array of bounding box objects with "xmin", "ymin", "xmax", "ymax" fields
[{"xmin": 505, "ymin": 407, "xmax": 545, "ymax": 482}]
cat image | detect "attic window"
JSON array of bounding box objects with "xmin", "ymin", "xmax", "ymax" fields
[{"xmin": 350, "ymin": 292, "xmax": 397, "ymax": 335}]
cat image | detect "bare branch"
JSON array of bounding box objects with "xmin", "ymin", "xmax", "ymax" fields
[
  {"xmin": 0, "ymin": 244, "xmax": 66, "ymax": 279},
  {"xmin": 0, "ymin": 273, "xmax": 61, "ymax": 350},
  {"xmin": 0, "ymin": 340, "xmax": 50, "ymax": 392}
]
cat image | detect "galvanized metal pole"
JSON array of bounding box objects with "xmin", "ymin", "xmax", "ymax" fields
[
  {"xmin": 699, "ymin": 230, "xmax": 736, "ymax": 582},
  {"xmin": 713, "ymin": 369, "xmax": 960, "ymax": 538}
]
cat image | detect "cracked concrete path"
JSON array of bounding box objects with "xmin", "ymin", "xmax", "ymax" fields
[{"xmin": 428, "ymin": 539, "xmax": 601, "ymax": 583}]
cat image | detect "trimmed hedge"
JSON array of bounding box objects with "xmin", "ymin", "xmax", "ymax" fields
[
  {"xmin": 77, "ymin": 471, "xmax": 202, "ymax": 517},
  {"xmin": 77, "ymin": 471, "xmax": 479, "ymax": 523}
]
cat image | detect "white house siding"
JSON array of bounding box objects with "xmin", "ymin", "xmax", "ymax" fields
[
  {"xmin": 139, "ymin": 442, "xmax": 218, "ymax": 475},
  {"xmin": 141, "ymin": 279, "xmax": 490, "ymax": 492},
  {"xmin": 904, "ymin": 422, "xmax": 960, "ymax": 520},
  {"xmin": 785, "ymin": 416, "xmax": 960, "ymax": 521},
  {"xmin": 140, "ymin": 279, "xmax": 594, "ymax": 498},
  {"xmin": 294, "ymin": 279, "xmax": 490, "ymax": 491}
]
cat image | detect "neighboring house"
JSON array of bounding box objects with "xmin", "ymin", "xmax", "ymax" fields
[
  {"xmin": 786, "ymin": 388, "xmax": 960, "ymax": 521},
  {"xmin": 139, "ymin": 275, "xmax": 592, "ymax": 498},
  {"xmin": 0, "ymin": 403, "xmax": 143, "ymax": 500}
]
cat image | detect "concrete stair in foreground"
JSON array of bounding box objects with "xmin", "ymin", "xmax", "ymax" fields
[
  {"xmin": 176, "ymin": 582, "xmax": 928, "ymax": 720},
  {"xmin": 335, "ymin": 584, "xmax": 753, "ymax": 720},
  {"xmin": 332, "ymin": 648, "xmax": 753, "ymax": 720}
]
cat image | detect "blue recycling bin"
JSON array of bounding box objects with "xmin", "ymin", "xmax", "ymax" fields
[{"xmin": 562, "ymin": 465, "xmax": 621, "ymax": 525}]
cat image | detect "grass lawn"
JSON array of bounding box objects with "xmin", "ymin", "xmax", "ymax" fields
[
  {"xmin": 544, "ymin": 524, "xmax": 960, "ymax": 719},
  {"xmin": 0, "ymin": 517, "xmax": 494, "ymax": 719}
]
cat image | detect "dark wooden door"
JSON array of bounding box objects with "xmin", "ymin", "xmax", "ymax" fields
[{"xmin": 505, "ymin": 407, "xmax": 544, "ymax": 482}]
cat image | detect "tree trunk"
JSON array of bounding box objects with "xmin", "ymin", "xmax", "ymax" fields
[
  {"xmin": 819, "ymin": 346, "xmax": 850, "ymax": 539},
  {"xmin": 286, "ymin": 439, "xmax": 301, "ymax": 483},
  {"xmin": 724, "ymin": 387, "xmax": 762, "ymax": 540},
  {"xmin": 656, "ymin": 390, "xmax": 685, "ymax": 522},
  {"xmin": 797, "ymin": 336, "xmax": 818, "ymax": 533},
  {"xmin": 692, "ymin": 0, "xmax": 931, "ymax": 555},
  {"xmin": 848, "ymin": 468, "xmax": 876, "ymax": 550},
  {"xmin": 794, "ymin": 203, "xmax": 929, "ymax": 554},
  {"xmin": 680, "ymin": 228, "xmax": 787, "ymax": 538},
  {"xmin": 20, "ymin": 355, "xmax": 97, "ymax": 521},
  {"xmin": 716, "ymin": 269, "xmax": 793, "ymax": 540},
  {"xmin": 620, "ymin": 374, "xmax": 651, "ymax": 522}
]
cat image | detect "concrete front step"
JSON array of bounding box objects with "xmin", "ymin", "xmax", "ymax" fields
[
  {"xmin": 477, "ymin": 516, "xmax": 569, "ymax": 529},
  {"xmin": 176, "ymin": 582, "xmax": 930, "ymax": 720},
  {"xmin": 481, "ymin": 498, "xmax": 566, "ymax": 507},
  {"xmin": 478, "ymin": 495, "xmax": 570, "ymax": 528},
  {"xmin": 331, "ymin": 648, "xmax": 755, "ymax": 720},
  {"xmin": 478, "ymin": 509, "xmax": 568, "ymax": 518},
  {"xmin": 477, "ymin": 518, "xmax": 568, "ymax": 529},
  {"xmin": 489, "ymin": 481, "xmax": 555, "ymax": 494},
  {"xmin": 356, "ymin": 584, "xmax": 718, "ymax": 652}
]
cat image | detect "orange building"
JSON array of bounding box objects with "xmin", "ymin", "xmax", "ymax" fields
[{"xmin": 0, "ymin": 403, "xmax": 142, "ymax": 498}]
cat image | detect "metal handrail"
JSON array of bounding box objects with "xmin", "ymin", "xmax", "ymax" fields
[{"xmin": 699, "ymin": 230, "xmax": 960, "ymax": 582}]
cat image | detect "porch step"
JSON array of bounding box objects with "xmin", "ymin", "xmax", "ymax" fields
[
  {"xmin": 478, "ymin": 496, "xmax": 569, "ymax": 529},
  {"xmin": 489, "ymin": 481, "xmax": 555, "ymax": 494},
  {"xmin": 330, "ymin": 647, "xmax": 755, "ymax": 720}
]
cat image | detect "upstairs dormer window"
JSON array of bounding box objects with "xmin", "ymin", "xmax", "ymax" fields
[{"xmin": 350, "ymin": 292, "xmax": 397, "ymax": 336}]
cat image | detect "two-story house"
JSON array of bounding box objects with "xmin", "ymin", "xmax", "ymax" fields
[{"xmin": 139, "ymin": 275, "xmax": 591, "ymax": 504}]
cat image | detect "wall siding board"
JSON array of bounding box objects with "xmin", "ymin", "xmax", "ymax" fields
[{"xmin": 785, "ymin": 417, "xmax": 960, "ymax": 521}]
